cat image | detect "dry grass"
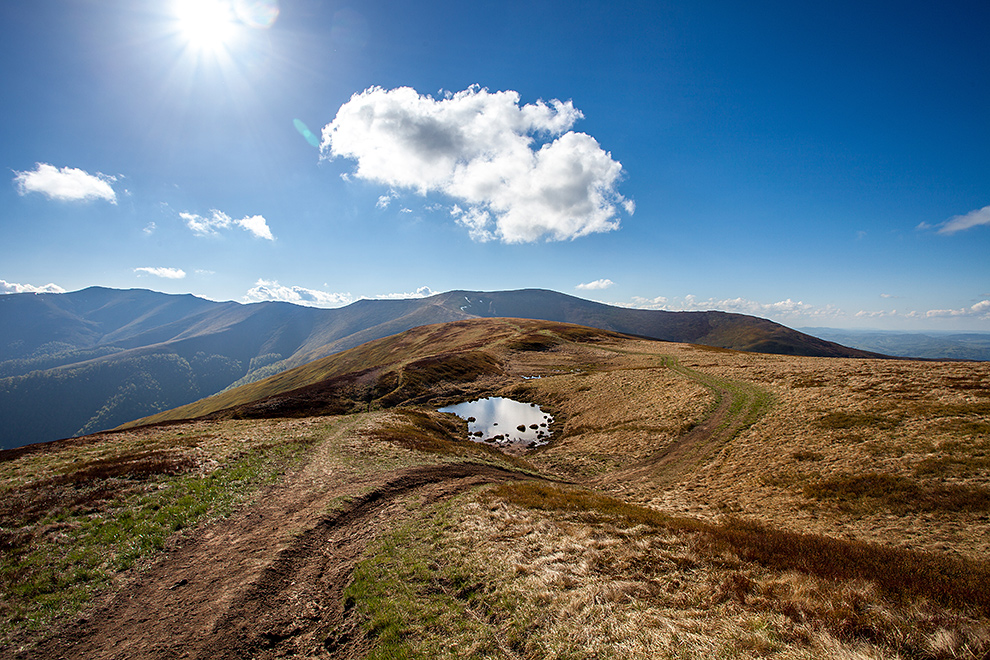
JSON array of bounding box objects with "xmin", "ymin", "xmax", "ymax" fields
[
  {"xmin": 6, "ymin": 319, "xmax": 990, "ymax": 657},
  {"xmin": 630, "ymin": 343, "xmax": 990, "ymax": 558},
  {"xmin": 347, "ymin": 481, "xmax": 990, "ymax": 659}
]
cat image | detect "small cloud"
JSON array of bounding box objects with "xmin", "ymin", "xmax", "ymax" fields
[
  {"xmin": 376, "ymin": 194, "xmax": 392, "ymax": 209},
  {"xmin": 576, "ymin": 278, "xmax": 614, "ymax": 291},
  {"xmin": 321, "ymin": 85, "xmax": 632, "ymax": 243},
  {"xmin": 143, "ymin": 222, "xmax": 157, "ymax": 235},
  {"xmin": 195, "ymin": 269, "xmax": 215, "ymax": 276},
  {"xmin": 935, "ymin": 205, "xmax": 990, "ymax": 235},
  {"xmin": 134, "ymin": 267, "xmax": 186, "ymax": 279},
  {"xmin": 237, "ymin": 215, "xmax": 274, "ymax": 240},
  {"xmin": 182, "ymin": 209, "xmax": 275, "ymax": 240},
  {"xmin": 13, "ymin": 163, "xmax": 117, "ymax": 204},
  {"xmin": 0, "ymin": 279, "xmax": 66, "ymax": 294},
  {"xmin": 244, "ymin": 279, "xmax": 353, "ymax": 307}
]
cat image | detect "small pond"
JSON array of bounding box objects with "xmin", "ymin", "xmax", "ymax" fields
[{"xmin": 438, "ymin": 397, "xmax": 553, "ymax": 449}]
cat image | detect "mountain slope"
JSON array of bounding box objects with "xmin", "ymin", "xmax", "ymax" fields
[
  {"xmin": 1, "ymin": 287, "xmax": 881, "ymax": 449},
  {"xmin": 431, "ymin": 289, "xmax": 882, "ymax": 357},
  {"xmin": 4, "ymin": 319, "xmax": 988, "ymax": 659}
]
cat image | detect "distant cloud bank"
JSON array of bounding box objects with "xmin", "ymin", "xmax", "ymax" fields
[
  {"xmin": 321, "ymin": 85, "xmax": 633, "ymax": 243},
  {"xmin": 0, "ymin": 279, "xmax": 66, "ymax": 294},
  {"xmin": 181, "ymin": 210, "xmax": 275, "ymax": 240},
  {"xmin": 134, "ymin": 267, "xmax": 186, "ymax": 279},
  {"xmin": 576, "ymin": 279, "xmax": 614, "ymax": 291},
  {"xmin": 243, "ymin": 280, "xmax": 435, "ymax": 308},
  {"xmin": 244, "ymin": 279, "xmax": 352, "ymax": 307},
  {"xmin": 12, "ymin": 163, "xmax": 117, "ymax": 204},
  {"xmin": 628, "ymin": 294, "xmax": 990, "ymax": 326}
]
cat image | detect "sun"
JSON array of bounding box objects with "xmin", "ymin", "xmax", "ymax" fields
[{"xmin": 173, "ymin": 0, "xmax": 238, "ymax": 52}]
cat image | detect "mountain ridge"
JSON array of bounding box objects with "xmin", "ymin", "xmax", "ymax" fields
[{"xmin": 1, "ymin": 286, "xmax": 883, "ymax": 449}]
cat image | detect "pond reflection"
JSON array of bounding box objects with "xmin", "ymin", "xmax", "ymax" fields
[{"xmin": 439, "ymin": 397, "xmax": 553, "ymax": 449}]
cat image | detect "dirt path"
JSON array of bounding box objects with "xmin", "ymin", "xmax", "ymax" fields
[
  {"xmin": 597, "ymin": 359, "xmax": 769, "ymax": 489},
  {"xmin": 15, "ymin": 417, "xmax": 531, "ymax": 660}
]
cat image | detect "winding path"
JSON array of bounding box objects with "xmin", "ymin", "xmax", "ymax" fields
[
  {"xmin": 598, "ymin": 354, "xmax": 771, "ymax": 488},
  {"xmin": 16, "ymin": 418, "xmax": 534, "ymax": 660}
]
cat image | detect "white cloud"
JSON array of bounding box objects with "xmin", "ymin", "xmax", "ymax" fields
[
  {"xmin": 321, "ymin": 85, "xmax": 632, "ymax": 243},
  {"xmin": 244, "ymin": 279, "xmax": 353, "ymax": 307},
  {"xmin": 143, "ymin": 222, "xmax": 157, "ymax": 235},
  {"xmin": 371, "ymin": 286, "xmax": 435, "ymax": 300},
  {"xmin": 627, "ymin": 295, "xmax": 846, "ymax": 324},
  {"xmin": 576, "ymin": 278, "xmax": 614, "ymax": 291},
  {"xmin": 134, "ymin": 267, "xmax": 186, "ymax": 279},
  {"xmin": 925, "ymin": 300, "xmax": 990, "ymax": 319},
  {"xmin": 243, "ymin": 281, "xmax": 438, "ymax": 307},
  {"xmin": 0, "ymin": 279, "xmax": 66, "ymax": 294},
  {"xmin": 626, "ymin": 292, "xmax": 990, "ymax": 328},
  {"xmin": 13, "ymin": 163, "xmax": 117, "ymax": 204},
  {"xmin": 182, "ymin": 209, "xmax": 275, "ymax": 240},
  {"xmin": 236, "ymin": 214, "xmax": 274, "ymax": 240},
  {"xmin": 937, "ymin": 205, "xmax": 990, "ymax": 235}
]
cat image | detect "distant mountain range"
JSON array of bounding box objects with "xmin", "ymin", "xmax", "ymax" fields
[
  {"xmin": 1, "ymin": 286, "xmax": 883, "ymax": 449},
  {"xmin": 799, "ymin": 327, "xmax": 990, "ymax": 362}
]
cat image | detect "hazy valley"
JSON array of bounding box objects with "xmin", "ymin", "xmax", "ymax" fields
[{"xmin": 2, "ymin": 318, "xmax": 988, "ymax": 659}]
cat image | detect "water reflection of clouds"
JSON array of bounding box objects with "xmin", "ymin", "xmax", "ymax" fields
[{"xmin": 439, "ymin": 397, "xmax": 553, "ymax": 447}]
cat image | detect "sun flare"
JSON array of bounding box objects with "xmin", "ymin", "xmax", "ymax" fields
[{"xmin": 174, "ymin": 0, "xmax": 237, "ymax": 51}]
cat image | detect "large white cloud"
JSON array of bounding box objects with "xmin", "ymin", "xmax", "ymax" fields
[
  {"xmin": 181, "ymin": 210, "xmax": 275, "ymax": 240},
  {"xmin": 321, "ymin": 85, "xmax": 633, "ymax": 243},
  {"xmin": 13, "ymin": 163, "xmax": 117, "ymax": 204},
  {"xmin": 937, "ymin": 205, "xmax": 990, "ymax": 235},
  {"xmin": 134, "ymin": 267, "xmax": 186, "ymax": 279},
  {"xmin": 0, "ymin": 279, "xmax": 66, "ymax": 294}
]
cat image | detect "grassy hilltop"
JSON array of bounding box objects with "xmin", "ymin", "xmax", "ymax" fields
[{"xmin": 2, "ymin": 318, "xmax": 989, "ymax": 659}]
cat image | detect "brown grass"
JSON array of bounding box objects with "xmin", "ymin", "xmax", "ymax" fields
[
  {"xmin": 484, "ymin": 481, "xmax": 990, "ymax": 657},
  {"xmin": 805, "ymin": 472, "xmax": 990, "ymax": 514}
]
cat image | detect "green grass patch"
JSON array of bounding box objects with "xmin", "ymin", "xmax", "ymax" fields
[
  {"xmin": 344, "ymin": 501, "xmax": 527, "ymax": 660},
  {"xmin": 0, "ymin": 438, "xmax": 312, "ymax": 641}
]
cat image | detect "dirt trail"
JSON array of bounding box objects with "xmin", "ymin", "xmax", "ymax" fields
[
  {"xmin": 14, "ymin": 417, "xmax": 529, "ymax": 660},
  {"xmin": 597, "ymin": 360, "xmax": 767, "ymax": 489},
  {"xmin": 598, "ymin": 384, "xmax": 733, "ymax": 489}
]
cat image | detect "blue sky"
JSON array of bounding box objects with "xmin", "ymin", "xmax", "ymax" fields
[{"xmin": 2, "ymin": 0, "xmax": 988, "ymax": 330}]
